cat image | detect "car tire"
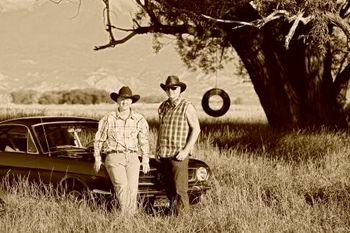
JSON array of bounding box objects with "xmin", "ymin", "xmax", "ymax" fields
[
  {"xmin": 60, "ymin": 178, "xmax": 88, "ymax": 201},
  {"xmin": 201, "ymin": 88, "xmax": 231, "ymax": 117},
  {"xmin": 189, "ymin": 193, "xmax": 203, "ymax": 205}
]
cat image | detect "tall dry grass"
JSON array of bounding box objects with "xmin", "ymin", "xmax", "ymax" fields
[{"xmin": 0, "ymin": 105, "xmax": 350, "ymax": 232}]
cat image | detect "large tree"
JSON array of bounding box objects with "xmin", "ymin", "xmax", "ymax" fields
[{"xmin": 93, "ymin": 0, "xmax": 350, "ymax": 129}]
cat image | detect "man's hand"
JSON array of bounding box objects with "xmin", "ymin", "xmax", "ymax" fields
[
  {"xmin": 176, "ymin": 150, "xmax": 189, "ymax": 161},
  {"xmin": 141, "ymin": 162, "xmax": 150, "ymax": 174},
  {"xmin": 155, "ymin": 155, "xmax": 161, "ymax": 163},
  {"xmin": 94, "ymin": 159, "xmax": 102, "ymax": 173}
]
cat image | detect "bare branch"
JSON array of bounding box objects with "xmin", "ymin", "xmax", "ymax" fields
[
  {"xmin": 285, "ymin": 11, "xmax": 304, "ymax": 50},
  {"xmin": 49, "ymin": 0, "xmax": 64, "ymax": 4},
  {"xmin": 94, "ymin": 23, "xmax": 195, "ymax": 50},
  {"xmin": 102, "ymin": 0, "xmax": 115, "ymax": 42},
  {"xmin": 94, "ymin": 31, "xmax": 137, "ymax": 50},
  {"xmin": 202, "ymin": 9, "xmax": 311, "ymax": 32},
  {"xmin": 202, "ymin": 10, "xmax": 289, "ymax": 28}
]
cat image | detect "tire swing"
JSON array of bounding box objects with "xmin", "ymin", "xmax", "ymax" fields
[
  {"xmin": 202, "ymin": 45, "xmax": 231, "ymax": 117},
  {"xmin": 201, "ymin": 88, "xmax": 231, "ymax": 117}
]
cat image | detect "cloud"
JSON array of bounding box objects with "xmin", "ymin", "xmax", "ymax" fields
[
  {"xmin": 21, "ymin": 59, "xmax": 38, "ymax": 65},
  {"xmin": 0, "ymin": 0, "xmax": 45, "ymax": 12},
  {"xmin": 109, "ymin": 0, "xmax": 138, "ymax": 12},
  {"xmin": 0, "ymin": 73, "xmax": 9, "ymax": 89}
]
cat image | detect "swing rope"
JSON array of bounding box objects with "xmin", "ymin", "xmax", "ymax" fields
[
  {"xmin": 201, "ymin": 42, "xmax": 231, "ymax": 117},
  {"xmin": 215, "ymin": 43, "xmax": 218, "ymax": 88}
]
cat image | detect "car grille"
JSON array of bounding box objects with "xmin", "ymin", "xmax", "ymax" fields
[{"xmin": 139, "ymin": 168, "xmax": 197, "ymax": 186}]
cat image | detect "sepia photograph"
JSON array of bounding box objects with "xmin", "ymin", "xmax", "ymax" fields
[{"xmin": 1, "ymin": 0, "xmax": 350, "ymax": 232}]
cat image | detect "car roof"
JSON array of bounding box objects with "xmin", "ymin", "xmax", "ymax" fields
[{"xmin": 0, "ymin": 116, "xmax": 97, "ymax": 127}]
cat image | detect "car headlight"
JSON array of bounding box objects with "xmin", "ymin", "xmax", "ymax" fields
[{"xmin": 196, "ymin": 167, "xmax": 209, "ymax": 181}]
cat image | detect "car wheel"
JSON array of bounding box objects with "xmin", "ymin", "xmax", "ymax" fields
[
  {"xmin": 189, "ymin": 193, "xmax": 203, "ymax": 204},
  {"xmin": 60, "ymin": 178, "xmax": 88, "ymax": 201}
]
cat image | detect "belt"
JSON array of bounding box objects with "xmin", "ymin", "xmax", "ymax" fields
[{"xmin": 108, "ymin": 150, "xmax": 137, "ymax": 154}]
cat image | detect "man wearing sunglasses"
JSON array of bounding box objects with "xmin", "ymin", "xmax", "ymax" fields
[{"xmin": 156, "ymin": 75, "xmax": 201, "ymax": 216}]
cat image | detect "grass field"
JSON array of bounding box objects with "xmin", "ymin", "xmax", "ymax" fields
[{"xmin": 0, "ymin": 104, "xmax": 350, "ymax": 233}]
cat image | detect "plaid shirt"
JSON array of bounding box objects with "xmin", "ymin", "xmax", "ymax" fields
[
  {"xmin": 156, "ymin": 97, "xmax": 191, "ymax": 158},
  {"xmin": 94, "ymin": 110, "xmax": 149, "ymax": 163}
]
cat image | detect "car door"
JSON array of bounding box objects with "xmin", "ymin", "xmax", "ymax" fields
[{"xmin": 0, "ymin": 124, "xmax": 41, "ymax": 181}]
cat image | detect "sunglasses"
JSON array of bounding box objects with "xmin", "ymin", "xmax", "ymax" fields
[{"xmin": 166, "ymin": 86, "xmax": 178, "ymax": 91}]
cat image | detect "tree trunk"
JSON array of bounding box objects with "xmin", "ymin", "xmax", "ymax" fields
[{"xmin": 227, "ymin": 22, "xmax": 347, "ymax": 130}]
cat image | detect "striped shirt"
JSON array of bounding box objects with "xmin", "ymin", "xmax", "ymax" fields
[
  {"xmin": 94, "ymin": 110, "xmax": 149, "ymax": 163},
  {"xmin": 157, "ymin": 97, "xmax": 191, "ymax": 158}
]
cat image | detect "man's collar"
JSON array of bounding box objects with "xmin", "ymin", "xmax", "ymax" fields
[
  {"xmin": 115, "ymin": 109, "xmax": 135, "ymax": 119},
  {"xmin": 167, "ymin": 96, "xmax": 182, "ymax": 107}
]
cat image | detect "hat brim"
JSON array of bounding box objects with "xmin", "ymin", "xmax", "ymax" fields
[
  {"xmin": 110, "ymin": 92, "xmax": 140, "ymax": 103},
  {"xmin": 160, "ymin": 83, "xmax": 187, "ymax": 92}
]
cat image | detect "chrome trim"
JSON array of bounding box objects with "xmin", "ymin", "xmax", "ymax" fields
[{"xmin": 92, "ymin": 189, "xmax": 112, "ymax": 195}]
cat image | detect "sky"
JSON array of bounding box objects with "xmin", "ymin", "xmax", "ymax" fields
[
  {"xmin": 0, "ymin": 0, "xmax": 42, "ymax": 12},
  {"xmin": 0, "ymin": 0, "xmax": 256, "ymax": 105},
  {"xmin": 0, "ymin": 0, "xmax": 189, "ymax": 92}
]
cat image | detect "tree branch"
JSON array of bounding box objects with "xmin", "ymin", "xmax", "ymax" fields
[
  {"xmin": 201, "ymin": 10, "xmax": 290, "ymax": 28},
  {"xmin": 49, "ymin": 0, "xmax": 64, "ymax": 4},
  {"xmin": 94, "ymin": 31, "xmax": 137, "ymax": 50},
  {"xmin": 102, "ymin": 0, "xmax": 115, "ymax": 42},
  {"xmin": 94, "ymin": 24, "xmax": 195, "ymax": 50},
  {"xmin": 285, "ymin": 11, "xmax": 305, "ymax": 50},
  {"xmin": 201, "ymin": 9, "xmax": 311, "ymax": 29},
  {"xmin": 334, "ymin": 63, "xmax": 350, "ymax": 107},
  {"xmin": 202, "ymin": 9, "xmax": 311, "ymax": 49},
  {"xmin": 326, "ymin": 11, "xmax": 350, "ymax": 39}
]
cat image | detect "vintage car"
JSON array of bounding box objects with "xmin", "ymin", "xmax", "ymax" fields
[{"xmin": 0, "ymin": 116, "xmax": 211, "ymax": 207}]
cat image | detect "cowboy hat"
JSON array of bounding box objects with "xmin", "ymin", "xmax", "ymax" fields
[
  {"xmin": 110, "ymin": 86, "xmax": 140, "ymax": 103},
  {"xmin": 160, "ymin": 75, "xmax": 187, "ymax": 92}
]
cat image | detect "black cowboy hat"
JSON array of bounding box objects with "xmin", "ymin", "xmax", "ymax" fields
[
  {"xmin": 160, "ymin": 75, "xmax": 187, "ymax": 92},
  {"xmin": 110, "ymin": 86, "xmax": 140, "ymax": 103}
]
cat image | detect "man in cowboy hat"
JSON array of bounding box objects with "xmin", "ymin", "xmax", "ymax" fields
[
  {"xmin": 157, "ymin": 75, "xmax": 201, "ymax": 215},
  {"xmin": 93, "ymin": 86, "xmax": 150, "ymax": 215}
]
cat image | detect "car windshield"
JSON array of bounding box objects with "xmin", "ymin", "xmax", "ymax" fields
[{"xmin": 33, "ymin": 122, "xmax": 97, "ymax": 153}]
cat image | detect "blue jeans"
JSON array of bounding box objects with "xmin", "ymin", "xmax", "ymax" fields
[
  {"xmin": 104, "ymin": 152, "xmax": 140, "ymax": 215},
  {"xmin": 160, "ymin": 156, "xmax": 189, "ymax": 215}
]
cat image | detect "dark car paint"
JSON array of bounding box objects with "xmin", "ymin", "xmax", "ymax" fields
[{"xmin": 0, "ymin": 116, "xmax": 211, "ymax": 201}]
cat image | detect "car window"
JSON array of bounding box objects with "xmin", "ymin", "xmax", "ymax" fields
[
  {"xmin": 34, "ymin": 122, "xmax": 97, "ymax": 153},
  {"xmin": 0, "ymin": 125, "xmax": 37, "ymax": 153}
]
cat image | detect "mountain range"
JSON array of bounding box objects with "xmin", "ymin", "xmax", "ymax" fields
[{"xmin": 0, "ymin": 0, "xmax": 259, "ymax": 105}]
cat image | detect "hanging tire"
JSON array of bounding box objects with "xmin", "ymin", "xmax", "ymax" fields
[{"xmin": 201, "ymin": 88, "xmax": 231, "ymax": 117}]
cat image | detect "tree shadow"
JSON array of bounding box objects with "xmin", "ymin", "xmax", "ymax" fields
[
  {"xmin": 201, "ymin": 121, "xmax": 347, "ymax": 164},
  {"xmin": 202, "ymin": 121, "xmax": 282, "ymax": 152},
  {"xmin": 261, "ymin": 183, "xmax": 350, "ymax": 208}
]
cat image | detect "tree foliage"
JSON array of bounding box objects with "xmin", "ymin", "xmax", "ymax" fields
[{"xmin": 94, "ymin": 0, "xmax": 350, "ymax": 71}]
